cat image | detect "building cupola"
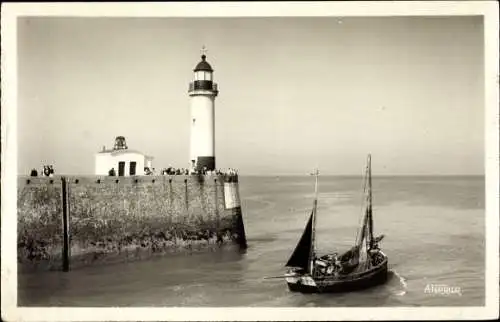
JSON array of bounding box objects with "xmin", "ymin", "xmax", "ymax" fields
[
  {"xmin": 113, "ymin": 136, "xmax": 128, "ymax": 150},
  {"xmin": 194, "ymin": 54, "xmax": 213, "ymax": 72}
]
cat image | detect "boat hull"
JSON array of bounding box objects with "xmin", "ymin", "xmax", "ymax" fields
[{"xmin": 286, "ymin": 254, "xmax": 388, "ymax": 294}]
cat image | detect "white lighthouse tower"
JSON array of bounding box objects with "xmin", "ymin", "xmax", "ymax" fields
[{"xmin": 188, "ymin": 47, "xmax": 218, "ymax": 173}]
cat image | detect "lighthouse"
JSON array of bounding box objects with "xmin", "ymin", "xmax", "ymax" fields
[{"xmin": 188, "ymin": 47, "xmax": 218, "ymax": 173}]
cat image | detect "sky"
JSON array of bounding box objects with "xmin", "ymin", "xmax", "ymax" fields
[{"xmin": 17, "ymin": 16, "xmax": 484, "ymax": 175}]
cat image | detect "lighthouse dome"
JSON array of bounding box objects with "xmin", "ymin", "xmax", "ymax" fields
[{"xmin": 194, "ymin": 55, "xmax": 213, "ymax": 72}]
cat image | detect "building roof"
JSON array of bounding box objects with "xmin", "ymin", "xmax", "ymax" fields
[
  {"xmin": 194, "ymin": 54, "xmax": 213, "ymax": 72},
  {"xmin": 97, "ymin": 149, "xmax": 153, "ymax": 159}
]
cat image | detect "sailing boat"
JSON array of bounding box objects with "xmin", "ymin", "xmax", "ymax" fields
[{"xmin": 283, "ymin": 155, "xmax": 388, "ymax": 293}]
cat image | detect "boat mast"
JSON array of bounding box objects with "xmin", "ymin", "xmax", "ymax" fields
[
  {"xmin": 309, "ymin": 169, "xmax": 319, "ymax": 275},
  {"xmin": 367, "ymin": 154, "xmax": 374, "ymax": 249}
]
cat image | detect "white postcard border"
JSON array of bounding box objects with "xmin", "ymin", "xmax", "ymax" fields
[{"xmin": 1, "ymin": 1, "xmax": 498, "ymax": 321}]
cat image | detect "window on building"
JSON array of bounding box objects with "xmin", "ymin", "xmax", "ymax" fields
[
  {"xmin": 129, "ymin": 161, "xmax": 137, "ymax": 176},
  {"xmin": 195, "ymin": 71, "xmax": 212, "ymax": 81},
  {"xmin": 118, "ymin": 162, "xmax": 125, "ymax": 176}
]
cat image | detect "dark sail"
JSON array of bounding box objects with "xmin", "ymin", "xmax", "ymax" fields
[{"xmin": 285, "ymin": 211, "xmax": 314, "ymax": 270}]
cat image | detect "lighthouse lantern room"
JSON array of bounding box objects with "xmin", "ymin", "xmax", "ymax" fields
[{"xmin": 188, "ymin": 47, "xmax": 218, "ymax": 173}]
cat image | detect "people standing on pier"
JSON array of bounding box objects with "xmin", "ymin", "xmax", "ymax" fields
[
  {"xmin": 40, "ymin": 165, "xmax": 55, "ymax": 177},
  {"xmin": 42, "ymin": 165, "xmax": 51, "ymax": 177},
  {"xmin": 156, "ymin": 165, "xmax": 238, "ymax": 178}
]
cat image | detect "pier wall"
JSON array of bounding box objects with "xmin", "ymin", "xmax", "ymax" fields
[{"xmin": 17, "ymin": 174, "xmax": 246, "ymax": 271}]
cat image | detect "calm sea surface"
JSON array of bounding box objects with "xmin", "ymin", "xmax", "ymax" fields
[{"xmin": 18, "ymin": 176, "xmax": 485, "ymax": 307}]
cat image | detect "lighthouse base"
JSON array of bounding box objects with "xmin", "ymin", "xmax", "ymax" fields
[{"xmin": 196, "ymin": 156, "xmax": 215, "ymax": 171}]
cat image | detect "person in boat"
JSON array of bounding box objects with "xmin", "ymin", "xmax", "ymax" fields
[
  {"xmin": 314, "ymin": 253, "xmax": 341, "ymax": 276},
  {"xmin": 370, "ymin": 235, "xmax": 384, "ymax": 251},
  {"xmin": 314, "ymin": 257, "xmax": 329, "ymax": 276},
  {"xmin": 367, "ymin": 235, "xmax": 385, "ymax": 265},
  {"xmin": 333, "ymin": 254, "xmax": 342, "ymax": 271},
  {"xmin": 326, "ymin": 263, "xmax": 335, "ymax": 275}
]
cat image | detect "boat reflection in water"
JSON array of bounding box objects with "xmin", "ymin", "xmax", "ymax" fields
[{"xmin": 283, "ymin": 155, "xmax": 389, "ymax": 293}]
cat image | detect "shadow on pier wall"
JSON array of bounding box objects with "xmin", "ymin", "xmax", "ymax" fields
[{"xmin": 17, "ymin": 175, "xmax": 246, "ymax": 272}]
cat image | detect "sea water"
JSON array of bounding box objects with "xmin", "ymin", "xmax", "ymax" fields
[{"xmin": 18, "ymin": 175, "xmax": 485, "ymax": 307}]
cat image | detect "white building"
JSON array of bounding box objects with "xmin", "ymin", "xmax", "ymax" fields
[{"xmin": 95, "ymin": 136, "xmax": 153, "ymax": 176}]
